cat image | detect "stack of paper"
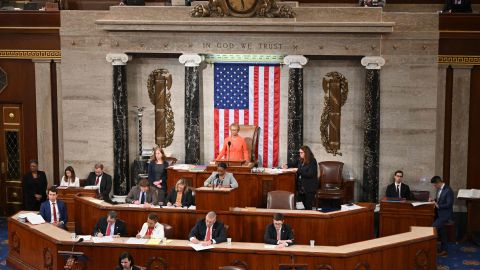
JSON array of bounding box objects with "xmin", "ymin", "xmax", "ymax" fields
[
  {"xmin": 457, "ymin": 189, "xmax": 480, "ymax": 199},
  {"xmin": 92, "ymin": 236, "xmax": 114, "ymax": 243},
  {"xmin": 18, "ymin": 213, "xmax": 45, "ymax": 225},
  {"xmin": 411, "ymin": 202, "xmax": 434, "ymax": 207},
  {"xmin": 125, "ymin": 238, "xmax": 148, "ymax": 244},
  {"xmin": 189, "ymin": 243, "xmax": 215, "ymax": 251},
  {"xmin": 77, "ymin": 235, "xmax": 92, "ymax": 241}
]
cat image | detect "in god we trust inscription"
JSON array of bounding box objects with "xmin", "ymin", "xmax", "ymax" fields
[{"xmin": 191, "ymin": 0, "xmax": 294, "ymax": 18}]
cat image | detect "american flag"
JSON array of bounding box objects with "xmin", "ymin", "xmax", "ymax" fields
[{"xmin": 214, "ymin": 63, "xmax": 280, "ymax": 167}]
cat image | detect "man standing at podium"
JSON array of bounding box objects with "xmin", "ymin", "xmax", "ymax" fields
[
  {"xmin": 204, "ymin": 163, "xmax": 239, "ymax": 188},
  {"xmin": 216, "ymin": 123, "xmax": 249, "ymax": 162},
  {"xmin": 430, "ymin": 176, "xmax": 454, "ymax": 257},
  {"xmin": 189, "ymin": 211, "xmax": 227, "ymax": 245},
  {"xmin": 385, "ymin": 170, "xmax": 412, "ymax": 200}
]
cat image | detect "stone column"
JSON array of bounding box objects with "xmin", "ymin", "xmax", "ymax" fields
[
  {"xmin": 33, "ymin": 59, "xmax": 54, "ymax": 187},
  {"xmin": 360, "ymin": 56, "xmax": 385, "ymax": 202},
  {"xmin": 106, "ymin": 53, "xmax": 130, "ymax": 195},
  {"xmin": 179, "ymin": 54, "xmax": 203, "ymax": 164},
  {"xmin": 283, "ymin": 55, "xmax": 308, "ymax": 164}
]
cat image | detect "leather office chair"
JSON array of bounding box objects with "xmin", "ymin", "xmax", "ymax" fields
[
  {"xmin": 316, "ymin": 161, "xmax": 354, "ymax": 208},
  {"xmin": 237, "ymin": 125, "xmax": 259, "ymax": 162},
  {"xmin": 411, "ymin": 190, "xmax": 430, "ymax": 202},
  {"xmin": 161, "ymin": 223, "xmax": 173, "ymax": 239},
  {"xmin": 267, "ymin": 191, "xmax": 295, "ymax": 210}
]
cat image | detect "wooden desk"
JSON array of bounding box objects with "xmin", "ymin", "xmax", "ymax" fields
[
  {"xmin": 7, "ymin": 213, "xmax": 437, "ymax": 270},
  {"xmin": 74, "ymin": 195, "xmax": 375, "ymax": 245},
  {"xmin": 194, "ymin": 187, "xmax": 237, "ymax": 211},
  {"xmin": 55, "ymin": 187, "xmax": 98, "ymax": 231},
  {"xmin": 167, "ymin": 168, "xmax": 296, "ymax": 208},
  {"xmin": 379, "ymin": 201, "xmax": 435, "ymax": 237}
]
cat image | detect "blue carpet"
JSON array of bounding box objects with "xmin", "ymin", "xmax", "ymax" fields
[{"xmin": 0, "ymin": 217, "xmax": 478, "ymax": 270}]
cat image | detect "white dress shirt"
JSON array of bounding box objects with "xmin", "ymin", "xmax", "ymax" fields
[
  {"xmin": 138, "ymin": 222, "xmax": 164, "ymax": 239},
  {"xmin": 49, "ymin": 200, "xmax": 60, "ymax": 223}
]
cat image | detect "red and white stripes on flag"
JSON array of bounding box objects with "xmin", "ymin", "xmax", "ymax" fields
[{"xmin": 213, "ymin": 63, "xmax": 280, "ymax": 167}]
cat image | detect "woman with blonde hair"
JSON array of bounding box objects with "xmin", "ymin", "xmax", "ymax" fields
[
  {"xmin": 148, "ymin": 146, "xmax": 169, "ymax": 197},
  {"xmin": 166, "ymin": 178, "xmax": 194, "ymax": 207},
  {"xmin": 60, "ymin": 166, "xmax": 80, "ymax": 187}
]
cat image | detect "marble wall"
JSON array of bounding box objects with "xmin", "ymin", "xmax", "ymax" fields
[{"xmin": 59, "ymin": 8, "xmax": 446, "ymax": 200}]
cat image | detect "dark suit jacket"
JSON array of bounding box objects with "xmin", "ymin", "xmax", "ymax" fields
[
  {"xmin": 188, "ymin": 219, "xmax": 227, "ymax": 244},
  {"xmin": 40, "ymin": 200, "xmax": 68, "ymax": 228},
  {"xmin": 125, "ymin": 186, "xmax": 159, "ymax": 205},
  {"xmin": 92, "ymin": 217, "xmax": 127, "ymax": 237},
  {"xmin": 166, "ymin": 187, "xmax": 194, "ymax": 207},
  {"xmin": 435, "ymin": 184, "xmax": 454, "ymax": 223},
  {"xmin": 264, "ymin": 223, "xmax": 295, "ymax": 245},
  {"xmin": 86, "ymin": 172, "xmax": 112, "ymax": 200},
  {"xmin": 22, "ymin": 171, "xmax": 48, "ymax": 211},
  {"xmin": 289, "ymin": 158, "xmax": 318, "ymax": 193},
  {"xmin": 385, "ymin": 182, "xmax": 412, "ymax": 200},
  {"xmin": 147, "ymin": 161, "xmax": 169, "ymax": 192}
]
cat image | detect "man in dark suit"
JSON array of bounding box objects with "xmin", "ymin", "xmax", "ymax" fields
[
  {"xmin": 126, "ymin": 179, "xmax": 159, "ymax": 206},
  {"xmin": 189, "ymin": 211, "xmax": 227, "ymax": 245},
  {"xmin": 429, "ymin": 176, "xmax": 454, "ymax": 257},
  {"xmin": 40, "ymin": 186, "xmax": 68, "ymax": 229},
  {"xmin": 92, "ymin": 210, "xmax": 127, "ymax": 237},
  {"xmin": 385, "ymin": 170, "xmax": 412, "ymax": 200},
  {"xmin": 264, "ymin": 213, "xmax": 295, "ymax": 247},
  {"xmin": 87, "ymin": 163, "xmax": 112, "ymax": 200}
]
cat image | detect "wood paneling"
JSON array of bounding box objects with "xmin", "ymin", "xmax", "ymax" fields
[
  {"xmin": 167, "ymin": 168, "xmax": 296, "ymax": 208},
  {"xmin": 7, "ymin": 216, "xmax": 437, "ymax": 270},
  {"xmin": 74, "ymin": 195, "xmax": 375, "ymax": 245},
  {"xmin": 439, "ymin": 14, "xmax": 480, "ymax": 56},
  {"xmin": 379, "ymin": 201, "xmax": 435, "ymax": 237},
  {"xmin": 56, "ymin": 188, "xmax": 98, "ymax": 231}
]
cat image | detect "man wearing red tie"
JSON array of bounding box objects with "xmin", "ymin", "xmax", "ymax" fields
[
  {"xmin": 40, "ymin": 186, "xmax": 68, "ymax": 229},
  {"xmin": 92, "ymin": 210, "xmax": 127, "ymax": 237},
  {"xmin": 189, "ymin": 211, "xmax": 227, "ymax": 246},
  {"xmin": 86, "ymin": 163, "xmax": 113, "ymax": 200},
  {"xmin": 264, "ymin": 213, "xmax": 295, "ymax": 247}
]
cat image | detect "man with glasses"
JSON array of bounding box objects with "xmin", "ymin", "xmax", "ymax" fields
[
  {"xmin": 385, "ymin": 170, "xmax": 412, "ymax": 200},
  {"xmin": 264, "ymin": 213, "xmax": 295, "ymax": 247}
]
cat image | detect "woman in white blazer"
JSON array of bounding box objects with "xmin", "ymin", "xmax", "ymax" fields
[{"xmin": 136, "ymin": 213, "xmax": 164, "ymax": 239}]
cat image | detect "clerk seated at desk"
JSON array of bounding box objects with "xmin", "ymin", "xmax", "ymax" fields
[
  {"xmin": 385, "ymin": 170, "xmax": 412, "ymax": 200},
  {"xmin": 136, "ymin": 213, "xmax": 164, "ymax": 239},
  {"xmin": 166, "ymin": 178, "xmax": 194, "ymax": 207},
  {"xmin": 86, "ymin": 163, "xmax": 112, "ymax": 200},
  {"xmin": 59, "ymin": 166, "xmax": 80, "ymax": 187},
  {"xmin": 264, "ymin": 213, "xmax": 295, "ymax": 248},
  {"xmin": 92, "ymin": 210, "xmax": 127, "ymax": 237},
  {"xmin": 215, "ymin": 123, "xmax": 249, "ymax": 162},
  {"xmin": 204, "ymin": 162, "xmax": 239, "ymax": 188},
  {"xmin": 40, "ymin": 186, "xmax": 68, "ymax": 229},
  {"xmin": 126, "ymin": 179, "xmax": 160, "ymax": 207},
  {"xmin": 189, "ymin": 211, "xmax": 227, "ymax": 245}
]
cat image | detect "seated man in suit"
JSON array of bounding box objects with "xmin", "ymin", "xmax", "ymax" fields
[
  {"xmin": 87, "ymin": 163, "xmax": 112, "ymax": 200},
  {"xmin": 203, "ymin": 163, "xmax": 238, "ymax": 188},
  {"xmin": 40, "ymin": 186, "xmax": 67, "ymax": 229},
  {"xmin": 189, "ymin": 211, "xmax": 227, "ymax": 245},
  {"xmin": 126, "ymin": 179, "xmax": 159, "ymax": 207},
  {"xmin": 136, "ymin": 213, "xmax": 164, "ymax": 239},
  {"xmin": 92, "ymin": 210, "xmax": 127, "ymax": 237},
  {"xmin": 385, "ymin": 170, "xmax": 412, "ymax": 200},
  {"xmin": 264, "ymin": 213, "xmax": 295, "ymax": 247},
  {"xmin": 429, "ymin": 176, "xmax": 454, "ymax": 257},
  {"xmin": 166, "ymin": 178, "xmax": 194, "ymax": 207}
]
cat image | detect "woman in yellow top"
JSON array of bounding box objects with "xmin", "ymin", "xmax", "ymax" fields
[{"xmin": 216, "ymin": 123, "xmax": 249, "ymax": 161}]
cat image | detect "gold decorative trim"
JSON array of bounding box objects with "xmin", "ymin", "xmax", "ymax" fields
[
  {"xmin": 438, "ymin": 55, "xmax": 480, "ymax": 65},
  {"xmin": 0, "ymin": 50, "xmax": 61, "ymax": 60}
]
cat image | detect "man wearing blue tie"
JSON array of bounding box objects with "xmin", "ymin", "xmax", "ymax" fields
[
  {"xmin": 40, "ymin": 186, "xmax": 68, "ymax": 229},
  {"xmin": 126, "ymin": 179, "xmax": 159, "ymax": 207},
  {"xmin": 429, "ymin": 176, "xmax": 454, "ymax": 257}
]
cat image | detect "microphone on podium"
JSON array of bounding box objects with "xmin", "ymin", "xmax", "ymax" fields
[
  {"xmin": 227, "ymin": 141, "xmax": 231, "ymax": 166},
  {"xmin": 71, "ymin": 237, "xmax": 84, "ymax": 253}
]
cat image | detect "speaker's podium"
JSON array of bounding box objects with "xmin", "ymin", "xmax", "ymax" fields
[
  {"xmin": 209, "ymin": 159, "xmax": 254, "ymax": 173},
  {"xmin": 195, "ymin": 186, "xmax": 237, "ymax": 211}
]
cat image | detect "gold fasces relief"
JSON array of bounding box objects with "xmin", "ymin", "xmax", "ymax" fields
[
  {"xmin": 147, "ymin": 69, "xmax": 175, "ymax": 148},
  {"xmin": 320, "ymin": 72, "xmax": 349, "ymax": 156},
  {"xmin": 191, "ymin": 0, "xmax": 294, "ymax": 18}
]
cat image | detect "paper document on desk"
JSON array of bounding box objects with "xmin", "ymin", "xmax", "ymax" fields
[
  {"xmin": 128, "ymin": 204, "xmax": 144, "ymax": 208},
  {"xmin": 92, "ymin": 236, "xmax": 113, "ymax": 243},
  {"xmin": 77, "ymin": 235, "xmax": 91, "ymax": 241},
  {"xmin": 457, "ymin": 189, "xmax": 480, "ymax": 199},
  {"xmin": 84, "ymin": 185, "xmax": 99, "ymax": 190},
  {"xmin": 189, "ymin": 243, "xmax": 215, "ymax": 251},
  {"xmin": 264, "ymin": 245, "xmax": 276, "ymax": 249},
  {"xmin": 24, "ymin": 213, "xmax": 45, "ymax": 225},
  {"xmin": 146, "ymin": 238, "xmax": 161, "ymax": 245},
  {"xmin": 125, "ymin": 238, "xmax": 148, "ymax": 244},
  {"xmin": 341, "ymin": 204, "xmax": 364, "ymax": 211},
  {"xmin": 411, "ymin": 202, "xmax": 434, "ymax": 207}
]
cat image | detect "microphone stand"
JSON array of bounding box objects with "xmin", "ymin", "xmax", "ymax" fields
[{"xmin": 227, "ymin": 141, "xmax": 231, "ymax": 167}]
